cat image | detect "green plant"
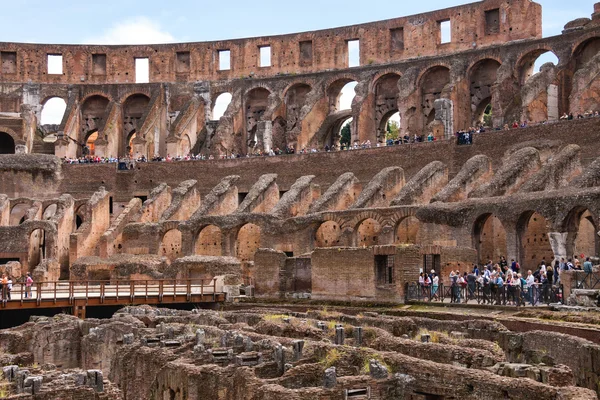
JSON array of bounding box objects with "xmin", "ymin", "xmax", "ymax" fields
[{"xmin": 320, "ymin": 348, "xmax": 343, "ymax": 368}]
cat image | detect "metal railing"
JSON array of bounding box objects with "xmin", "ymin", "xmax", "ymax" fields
[
  {"xmin": 0, "ymin": 278, "xmax": 218, "ymax": 306},
  {"xmin": 405, "ymin": 282, "xmax": 563, "ymax": 306},
  {"xmin": 572, "ymin": 271, "xmax": 600, "ymax": 290}
]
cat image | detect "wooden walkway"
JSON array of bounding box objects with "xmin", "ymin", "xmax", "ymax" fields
[{"xmin": 0, "ymin": 279, "xmax": 225, "ymax": 318}]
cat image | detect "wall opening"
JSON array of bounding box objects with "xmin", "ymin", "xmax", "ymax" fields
[
  {"xmin": 92, "ymin": 54, "xmax": 107, "ymax": 75},
  {"xmin": 347, "ymin": 39, "xmax": 360, "ymax": 67},
  {"xmin": 176, "ymin": 51, "xmax": 191, "ymax": 73},
  {"xmin": 519, "ymin": 50, "xmax": 559, "ymax": 85},
  {"xmin": 47, "ymin": 54, "xmax": 63, "ymax": 75},
  {"xmin": 195, "ymin": 225, "xmax": 222, "ymax": 256},
  {"xmin": 9, "ymin": 204, "xmax": 29, "ymax": 225},
  {"xmin": 439, "ymin": 20, "xmax": 451, "ymax": 44},
  {"xmin": 236, "ymin": 223, "xmax": 261, "ymax": 261},
  {"xmin": 315, "ymin": 221, "xmax": 341, "ymax": 248},
  {"xmin": 135, "ymin": 58, "xmax": 149, "ymax": 83},
  {"xmin": 259, "ymin": 46, "xmax": 271, "ymax": 67},
  {"xmin": 356, "ymin": 218, "xmax": 382, "ymax": 247},
  {"xmin": 212, "ymin": 93, "xmax": 232, "ymax": 120},
  {"xmin": 485, "ymin": 9, "xmax": 500, "ymax": 35},
  {"xmin": 375, "ymin": 255, "xmax": 395, "ymax": 285},
  {"xmin": 85, "ymin": 131, "xmax": 98, "ymax": 156},
  {"xmin": 338, "ymin": 81, "xmax": 357, "ymax": 111},
  {"xmin": 299, "ymin": 41, "xmax": 313, "ymax": 67},
  {"xmin": 0, "ymin": 132, "xmax": 15, "ymax": 154},
  {"xmin": 473, "ymin": 214, "xmax": 507, "ymax": 264},
  {"xmin": 159, "ymin": 229, "xmax": 182, "ymax": 261},
  {"xmin": 218, "ymin": 50, "xmax": 231, "ymax": 71},
  {"xmin": 390, "ymin": 28, "xmax": 404, "ymax": 54},
  {"xmin": 395, "ymin": 216, "xmax": 419, "ymax": 244},
  {"xmin": 41, "ymin": 97, "xmax": 67, "ymax": 126},
  {"xmin": 518, "ymin": 211, "xmax": 553, "ymax": 270},
  {"xmin": 29, "ymin": 229, "xmax": 46, "ymax": 268},
  {"xmin": 1, "ymin": 51, "xmax": 17, "ymax": 74}
]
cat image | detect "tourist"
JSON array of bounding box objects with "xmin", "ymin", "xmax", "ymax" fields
[
  {"xmin": 432, "ymin": 274, "xmax": 439, "ymax": 300},
  {"xmin": 467, "ymin": 270, "xmax": 476, "ymax": 300},
  {"xmin": 526, "ymin": 270, "xmax": 535, "ymax": 305},
  {"xmin": 25, "ymin": 273, "xmax": 33, "ymax": 298},
  {"xmin": 6, "ymin": 276, "xmax": 12, "ymax": 300},
  {"xmin": 546, "ymin": 264, "xmax": 554, "ymax": 286},
  {"xmin": 0, "ymin": 274, "xmax": 5, "ymax": 300},
  {"xmin": 584, "ymin": 257, "xmax": 594, "ymax": 274}
]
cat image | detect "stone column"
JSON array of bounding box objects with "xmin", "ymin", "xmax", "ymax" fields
[
  {"xmin": 258, "ymin": 121, "xmax": 273, "ymax": 153},
  {"xmin": 548, "ymin": 232, "xmax": 568, "ymax": 263},
  {"xmin": 433, "ymin": 98, "xmax": 453, "ymax": 140}
]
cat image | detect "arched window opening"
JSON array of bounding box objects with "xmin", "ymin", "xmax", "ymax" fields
[
  {"xmin": 383, "ymin": 111, "xmax": 401, "ymax": 145},
  {"xmin": 86, "ymin": 131, "xmax": 99, "ymax": 156},
  {"xmin": 29, "ymin": 228, "xmax": 46, "ymax": 268},
  {"xmin": 395, "ymin": 216, "xmax": 420, "ymax": 244},
  {"xmin": 315, "ymin": 221, "xmax": 341, "ymax": 248},
  {"xmin": 236, "ymin": 223, "xmax": 261, "ymax": 261},
  {"xmin": 212, "ymin": 93, "xmax": 232, "ymax": 120},
  {"xmin": 518, "ymin": 211, "xmax": 554, "ymax": 270},
  {"xmin": 195, "ymin": 225, "xmax": 222, "ymax": 256},
  {"xmin": 356, "ymin": 218, "xmax": 382, "ymax": 247},
  {"xmin": 40, "ymin": 97, "xmax": 67, "ymax": 126},
  {"xmin": 0, "ymin": 132, "xmax": 15, "ymax": 154},
  {"xmin": 519, "ymin": 50, "xmax": 559, "ymax": 85},
  {"xmin": 159, "ymin": 229, "xmax": 182, "ymax": 261},
  {"xmin": 469, "ymin": 59, "xmax": 500, "ymax": 127},
  {"xmin": 327, "ymin": 79, "xmax": 357, "ymax": 113},
  {"xmin": 42, "ymin": 204, "xmax": 57, "ymax": 220},
  {"xmin": 374, "ymin": 73, "xmax": 401, "ymax": 143},
  {"xmin": 9, "ymin": 204, "xmax": 29, "ymax": 226},
  {"xmin": 473, "ymin": 214, "xmax": 507, "ymax": 265},
  {"xmin": 574, "ymin": 211, "xmax": 597, "ymax": 259},
  {"xmin": 420, "ymin": 66, "xmax": 450, "ymax": 130},
  {"xmin": 245, "ymin": 88, "xmax": 271, "ymax": 152}
]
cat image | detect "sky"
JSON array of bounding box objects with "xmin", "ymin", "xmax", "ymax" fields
[{"xmin": 10, "ymin": 0, "xmax": 592, "ymax": 124}]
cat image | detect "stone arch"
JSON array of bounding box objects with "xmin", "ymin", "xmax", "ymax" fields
[
  {"xmin": 515, "ymin": 48, "xmax": 559, "ymax": 86},
  {"xmin": 517, "ymin": 210, "xmax": 554, "ymax": 270},
  {"xmin": 472, "ymin": 213, "xmax": 507, "ymax": 264},
  {"xmin": 42, "ymin": 203, "xmax": 58, "ymax": 220},
  {"xmin": 354, "ymin": 218, "xmax": 382, "ymax": 247},
  {"xmin": 0, "ymin": 131, "xmax": 15, "ymax": 154},
  {"xmin": 395, "ymin": 216, "xmax": 420, "ymax": 245},
  {"xmin": 314, "ymin": 221, "xmax": 342, "ymax": 248},
  {"xmin": 245, "ymin": 87, "xmax": 271, "ymax": 151},
  {"xmin": 29, "ymin": 228, "xmax": 47, "ymax": 269},
  {"xmin": 9, "ymin": 202, "xmax": 30, "ymax": 225},
  {"xmin": 40, "ymin": 97, "xmax": 67, "ymax": 126},
  {"xmin": 572, "ymin": 35, "xmax": 600, "ymax": 67},
  {"xmin": 119, "ymin": 89, "xmax": 151, "ymax": 104},
  {"xmin": 80, "ymin": 94, "xmax": 110, "ymax": 145},
  {"xmin": 326, "ymin": 77, "xmax": 358, "ymax": 113},
  {"xmin": 236, "ymin": 223, "xmax": 261, "ymax": 261},
  {"xmin": 418, "ymin": 66, "xmax": 451, "ymax": 130},
  {"xmin": 194, "ymin": 225, "xmax": 222, "ymax": 256},
  {"xmin": 561, "ymin": 206, "xmax": 599, "ymax": 260},
  {"xmin": 373, "ymin": 73, "xmax": 401, "ymax": 141},
  {"xmin": 468, "ymin": 59, "xmax": 501, "ymax": 127},
  {"xmin": 212, "ymin": 92, "xmax": 233, "ymax": 120},
  {"xmin": 159, "ymin": 229, "xmax": 182, "ymax": 261},
  {"xmin": 122, "ymin": 93, "xmax": 151, "ymax": 154},
  {"xmin": 283, "ymin": 83, "xmax": 312, "ymax": 148}
]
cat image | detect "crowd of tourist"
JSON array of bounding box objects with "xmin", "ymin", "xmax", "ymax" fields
[
  {"xmin": 62, "ymin": 110, "xmax": 600, "ymax": 165},
  {"xmin": 417, "ymin": 255, "xmax": 594, "ymax": 306}
]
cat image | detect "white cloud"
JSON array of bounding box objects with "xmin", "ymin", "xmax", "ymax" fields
[{"xmin": 83, "ymin": 17, "xmax": 175, "ymax": 45}]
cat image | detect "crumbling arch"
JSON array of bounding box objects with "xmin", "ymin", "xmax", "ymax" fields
[
  {"xmin": 374, "ymin": 73, "xmax": 401, "ymax": 141},
  {"xmin": 327, "ymin": 79, "xmax": 357, "ymax": 112},
  {"xmin": 40, "ymin": 97, "xmax": 67, "ymax": 126},
  {"xmin": 9, "ymin": 203, "xmax": 29, "ymax": 225},
  {"xmin": 80, "ymin": 95, "xmax": 110, "ymax": 153},
  {"xmin": 517, "ymin": 211, "xmax": 554, "ymax": 270},
  {"xmin": 516, "ymin": 49, "xmax": 559, "ymax": 86},
  {"xmin": 395, "ymin": 216, "xmax": 420, "ymax": 245},
  {"xmin": 42, "ymin": 204, "xmax": 57, "ymax": 220},
  {"xmin": 473, "ymin": 213, "xmax": 507, "ymax": 264},
  {"xmin": 562, "ymin": 207, "xmax": 599, "ymax": 260},
  {"xmin": 159, "ymin": 229, "xmax": 182, "ymax": 261},
  {"xmin": 236, "ymin": 223, "xmax": 261, "ymax": 261},
  {"xmin": 315, "ymin": 221, "xmax": 342, "ymax": 248},
  {"xmin": 212, "ymin": 92, "xmax": 232, "ymax": 120},
  {"xmin": 122, "ymin": 93, "xmax": 150, "ymax": 156},
  {"xmin": 29, "ymin": 228, "xmax": 47, "ymax": 268},
  {"xmin": 573, "ymin": 37, "xmax": 600, "ymax": 70},
  {"xmin": 354, "ymin": 218, "xmax": 382, "ymax": 247},
  {"xmin": 283, "ymin": 83, "xmax": 312, "ymax": 148},
  {"xmin": 419, "ymin": 66, "xmax": 451, "ymax": 130},
  {"xmin": 469, "ymin": 59, "xmax": 501, "ymax": 127},
  {"xmin": 245, "ymin": 88, "xmax": 271, "ymax": 151},
  {"xmin": 194, "ymin": 225, "xmax": 222, "ymax": 256},
  {"xmin": 84, "ymin": 130, "xmax": 99, "ymax": 156},
  {"xmin": 0, "ymin": 132, "xmax": 15, "ymax": 154}
]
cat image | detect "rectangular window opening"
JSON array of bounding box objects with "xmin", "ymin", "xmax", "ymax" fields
[
  {"xmin": 135, "ymin": 58, "xmax": 149, "ymax": 83},
  {"xmin": 176, "ymin": 51, "xmax": 191, "ymax": 73},
  {"xmin": 299, "ymin": 41, "xmax": 313, "ymax": 67},
  {"xmin": 375, "ymin": 255, "xmax": 394, "ymax": 285},
  {"xmin": 92, "ymin": 54, "xmax": 107, "ymax": 75},
  {"xmin": 390, "ymin": 28, "xmax": 405, "ymax": 53},
  {"xmin": 47, "ymin": 54, "xmax": 63, "ymax": 75},
  {"xmin": 485, "ymin": 9, "xmax": 500, "ymax": 35},
  {"xmin": 218, "ymin": 50, "xmax": 231, "ymax": 71},
  {"xmin": 259, "ymin": 46, "xmax": 271, "ymax": 67},
  {"xmin": 1, "ymin": 51, "xmax": 17, "ymax": 74},
  {"xmin": 347, "ymin": 39, "xmax": 360, "ymax": 67},
  {"xmin": 439, "ymin": 20, "xmax": 451, "ymax": 44}
]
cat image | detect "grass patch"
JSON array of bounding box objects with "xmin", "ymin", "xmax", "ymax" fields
[{"xmin": 319, "ymin": 348, "xmax": 343, "ymax": 368}]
